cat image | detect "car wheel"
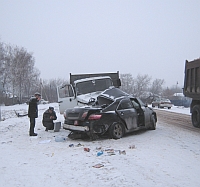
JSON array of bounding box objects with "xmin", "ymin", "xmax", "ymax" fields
[
  {"xmin": 168, "ymin": 107, "xmax": 171, "ymax": 109},
  {"xmin": 192, "ymin": 105, "xmax": 200, "ymax": 128},
  {"xmin": 152, "ymin": 104, "xmax": 155, "ymax": 108},
  {"xmin": 150, "ymin": 115, "xmax": 156, "ymax": 130},
  {"xmin": 158, "ymin": 104, "xmax": 160, "ymax": 108},
  {"xmin": 109, "ymin": 122, "xmax": 125, "ymax": 139}
]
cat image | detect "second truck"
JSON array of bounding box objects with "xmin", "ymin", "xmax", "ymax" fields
[{"xmin": 183, "ymin": 58, "xmax": 200, "ymax": 127}]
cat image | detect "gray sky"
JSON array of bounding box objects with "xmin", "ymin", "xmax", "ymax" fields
[{"xmin": 1, "ymin": 0, "xmax": 200, "ymax": 87}]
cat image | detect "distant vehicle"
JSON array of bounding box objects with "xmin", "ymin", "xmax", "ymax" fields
[
  {"xmin": 183, "ymin": 58, "xmax": 200, "ymax": 127},
  {"xmin": 152, "ymin": 98, "xmax": 172, "ymax": 109},
  {"xmin": 40, "ymin": 99, "xmax": 49, "ymax": 104},
  {"xmin": 63, "ymin": 87, "xmax": 157, "ymax": 140},
  {"xmin": 169, "ymin": 93, "xmax": 192, "ymax": 107}
]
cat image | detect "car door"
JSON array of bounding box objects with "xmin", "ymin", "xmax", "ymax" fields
[
  {"xmin": 57, "ymin": 84, "xmax": 77, "ymax": 114},
  {"xmin": 116, "ymin": 98, "xmax": 138, "ymax": 130},
  {"xmin": 135, "ymin": 97, "xmax": 151, "ymax": 126}
]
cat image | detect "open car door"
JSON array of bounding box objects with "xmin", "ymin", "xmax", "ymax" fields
[
  {"xmin": 116, "ymin": 98, "xmax": 138, "ymax": 130},
  {"xmin": 57, "ymin": 84, "xmax": 77, "ymax": 114}
]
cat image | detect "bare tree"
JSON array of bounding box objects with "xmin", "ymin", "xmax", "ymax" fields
[
  {"xmin": 120, "ymin": 73, "xmax": 134, "ymax": 94},
  {"xmin": 24, "ymin": 67, "xmax": 41, "ymax": 98},
  {"xmin": 150, "ymin": 79, "xmax": 165, "ymax": 95},
  {"xmin": 0, "ymin": 40, "xmax": 4, "ymax": 76},
  {"xmin": 2, "ymin": 45, "xmax": 40, "ymax": 103},
  {"xmin": 41, "ymin": 78, "xmax": 68, "ymax": 102},
  {"xmin": 0, "ymin": 40, "xmax": 5, "ymax": 103},
  {"xmin": 1, "ymin": 44, "xmax": 11, "ymax": 90},
  {"xmin": 133, "ymin": 74, "xmax": 151, "ymax": 97}
]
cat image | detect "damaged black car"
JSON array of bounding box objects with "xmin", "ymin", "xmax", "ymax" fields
[{"xmin": 63, "ymin": 87, "xmax": 157, "ymax": 140}]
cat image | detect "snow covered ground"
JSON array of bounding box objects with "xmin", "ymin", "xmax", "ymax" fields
[
  {"xmin": 0, "ymin": 103, "xmax": 200, "ymax": 187},
  {"xmin": 149, "ymin": 104, "xmax": 191, "ymax": 115}
]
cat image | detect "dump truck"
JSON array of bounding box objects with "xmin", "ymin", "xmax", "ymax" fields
[
  {"xmin": 183, "ymin": 58, "xmax": 200, "ymax": 127},
  {"xmin": 57, "ymin": 72, "xmax": 121, "ymax": 114}
]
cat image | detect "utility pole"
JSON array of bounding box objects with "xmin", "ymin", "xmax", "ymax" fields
[{"xmin": 176, "ymin": 81, "xmax": 178, "ymax": 96}]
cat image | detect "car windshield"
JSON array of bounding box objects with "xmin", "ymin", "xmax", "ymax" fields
[{"xmin": 76, "ymin": 78, "xmax": 113, "ymax": 95}]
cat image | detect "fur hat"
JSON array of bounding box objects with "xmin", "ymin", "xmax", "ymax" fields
[
  {"xmin": 49, "ymin": 107, "xmax": 54, "ymax": 111},
  {"xmin": 34, "ymin": 92, "xmax": 41, "ymax": 96}
]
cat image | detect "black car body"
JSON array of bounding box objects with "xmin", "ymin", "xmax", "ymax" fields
[{"xmin": 63, "ymin": 87, "xmax": 157, "ymax": 140}]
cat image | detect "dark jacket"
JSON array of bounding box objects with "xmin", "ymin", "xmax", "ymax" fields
[
  {"xmin": 42, "ymin": 109, "xmax": 57, "ymax": 127},
  {"xmin": 28, "ymin": 97, "xmax": 39, "ymax": 118}
]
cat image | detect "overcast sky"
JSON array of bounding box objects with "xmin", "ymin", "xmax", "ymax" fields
[{"xmin": 1, "ymin": 0, "xmax": 200, "ymax": 87}]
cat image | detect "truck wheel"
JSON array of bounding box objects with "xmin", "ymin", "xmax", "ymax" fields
[
  {"xmin": 150, "ymin": 115, "xmax": 156, "ymax": 130},
  {"xmin": 109, "ymin": 122, "xmax": 125, "ymax": 139},
  {"xmin": 192, "ymin": 105, "xmax": 200, "ymax": 128}
]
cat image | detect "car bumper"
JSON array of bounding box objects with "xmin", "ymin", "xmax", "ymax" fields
[{"xmin": 63, "ymin": 123, "xmax": 89, "ymax": 132}]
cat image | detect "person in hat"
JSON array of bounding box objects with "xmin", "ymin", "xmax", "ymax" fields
[
  {"xmin": 42, "ymin": 107, "xmax": 57, "ymax": 131},
  {"xmin": 28, "ymin": 92, "xmax": 41, "ymax": 136}
]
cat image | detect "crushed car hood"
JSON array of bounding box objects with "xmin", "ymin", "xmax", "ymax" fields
[
  {"xmin": 76, "ymin": 87, "xmax": 133, "ymax": 107},
  {"xmin": 77, "ymin": 91, "xmax": 103, "ymax": 104},
  {"xmin": 97, "ymin": 87, "xmax": 129, "ymax": 105}
]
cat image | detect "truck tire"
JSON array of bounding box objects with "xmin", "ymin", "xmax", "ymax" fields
[
  {"xmin": 109, "ymin": 122, "xmax": 125, "ymax": 139},
  {"xmin": 192, "ymin": 105, "xmax": 200, "ymax": 128}
]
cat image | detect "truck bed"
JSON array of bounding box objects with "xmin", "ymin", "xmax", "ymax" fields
[{"xmin": 183, "ymin": 58, "xmax": 200, "ymax": 99}]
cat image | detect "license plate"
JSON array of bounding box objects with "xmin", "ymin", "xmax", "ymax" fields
[{"xmin": 74, "ymin": 120, "xmax": 78, "ymax": 125}]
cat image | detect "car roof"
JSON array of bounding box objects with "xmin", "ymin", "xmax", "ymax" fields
[
  {"xmin": 99, "ymin": 87, "xmax": 129, "ymax": 100},
  {"xmin": 97, "ymin": 87, "xmax": 142, "ymax": 107}
]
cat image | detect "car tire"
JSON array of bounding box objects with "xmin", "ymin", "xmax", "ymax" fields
[
  {"xmin": 109, "ymin": 122, "xmax": 125, "ymax": 139},
  {"xmin": 158, "ymin": 104, "xmax": 160, "ymax": 108},
  {"xmin": 150, "ymin": 115, "xmax": 156, "ymax": 130},
  {"xmin": 192, "ymin": 105, "xmax": 200, "ymax": 128},
  {"xmin": 168, "ymin": 107, "xmax": 171, "ymax": 109},
  {"xmin": 152, "ymin": 105, "xmax": 155, "ymax": 108}
]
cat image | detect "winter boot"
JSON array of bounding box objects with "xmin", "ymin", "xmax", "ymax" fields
[{"xmin": 29, "ymin": 132, "xmax": 37, "ymax": 136}]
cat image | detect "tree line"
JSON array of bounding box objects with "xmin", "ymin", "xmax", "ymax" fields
[
  {"xmin": 0, "ymin": 40, "xmax": 67, "ymax": 105},
  {"xmin": 0, "ymin": 40, "xmax": 182, "ymax": 105},
  {"xmin": 120, "ymin": 73, "xmax": 182, "ymax": 103}
]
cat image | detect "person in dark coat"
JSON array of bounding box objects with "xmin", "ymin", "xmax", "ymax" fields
[
  {"xmin": 42, "ymin": 107, "xmax": 57, "ymax": 131},
  {"xmin": 28, "ymin": 92, "xmax": 41, "ymax": 136}
]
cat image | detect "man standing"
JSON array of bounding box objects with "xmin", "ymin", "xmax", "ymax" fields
[
  {"xmin": 42, "ymin": 107, "xmax": 57, "ymax": 131},
  {"xmin": 28, "ymin": 92, "xmax": 41, "ymax": 136}
]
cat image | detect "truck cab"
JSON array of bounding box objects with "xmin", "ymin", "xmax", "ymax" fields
[{"xmin": 57, "ymin": 76, "xmax": 118, "ymax": 114}]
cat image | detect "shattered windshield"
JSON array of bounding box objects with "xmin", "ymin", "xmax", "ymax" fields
[{"xmin": 76, "ymin": 78, "xmax": 112, "ymax": 95}]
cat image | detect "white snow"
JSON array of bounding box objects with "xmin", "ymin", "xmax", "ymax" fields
[
  {"xmin": 0, "ymin": 103, "xmax": 200, "ymax": 187},
  {"xmin": 149, "ymin": 105, "xmax": 191, "ymax": 115}
]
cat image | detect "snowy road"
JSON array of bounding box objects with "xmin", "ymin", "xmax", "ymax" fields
[
  {"xmin": 0, "ymin": 103, "xmax": 200, "ymax": 187},
  {"xmin": 155, "ymin": 109, "xmax": 200, "ymax": 132}
]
